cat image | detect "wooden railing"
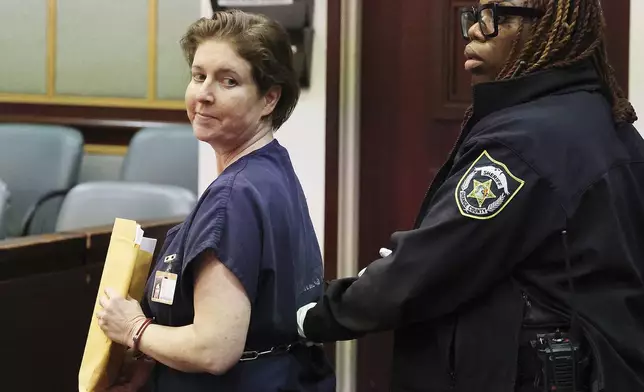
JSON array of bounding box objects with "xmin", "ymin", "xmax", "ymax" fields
[{"xmin": 0, "ymin": 219, "xmax": 181, "ymax": 391}]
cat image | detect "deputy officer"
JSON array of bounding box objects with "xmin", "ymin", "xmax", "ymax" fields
[{"xmin": 298, "ymin": 0, "xmax": 644, "ymax": 391}]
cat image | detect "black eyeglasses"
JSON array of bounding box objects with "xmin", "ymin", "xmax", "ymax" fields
[{"xmin": 460, "ymin": 3, "xmax": 544, "ymax": 40}]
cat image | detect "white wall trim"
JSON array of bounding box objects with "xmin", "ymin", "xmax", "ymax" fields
[
  {"xmin": 629, "ymin": 0, "xmax": 643, "ymax": 134},
  {"xmin": 200, "ymin": 0, "xmax": 212, "ymax": 18},
  {"xmin": 198, "ymin": 0, "xmax": 219, "ymax": 195}
]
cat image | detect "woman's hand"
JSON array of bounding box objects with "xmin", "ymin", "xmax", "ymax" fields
[{"xmin": 97, "ymin": 288, "xmax": 147, "ymax": 347}]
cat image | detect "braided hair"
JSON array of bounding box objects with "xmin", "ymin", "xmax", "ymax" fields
[{"xmin": 462, "ymin": 0, "xmax": 636, "ymax": 128}]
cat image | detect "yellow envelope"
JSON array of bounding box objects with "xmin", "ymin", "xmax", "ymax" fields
[{"xmin": 78, "ymin": 218, "xmax": 157, "ymax": 392}]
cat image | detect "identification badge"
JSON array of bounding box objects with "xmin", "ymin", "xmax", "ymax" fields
[{"xmin": 150, "ymin": 271, "xmax": 177, "ymax": 305}]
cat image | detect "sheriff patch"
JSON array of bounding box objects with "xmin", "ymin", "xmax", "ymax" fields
[{"xmin": 455, "ymin": 150, "xmax": 525, "ymax": 219}]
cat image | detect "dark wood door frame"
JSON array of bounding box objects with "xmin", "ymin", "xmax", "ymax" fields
[{"xmin": 323, "ymin": 0, "xmax": 341, "ymax": 363}]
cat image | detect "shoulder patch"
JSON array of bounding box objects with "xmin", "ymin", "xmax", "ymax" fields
[{"xmin": 454, "ymin": 150, "xmax": 525, "ymax": 220}]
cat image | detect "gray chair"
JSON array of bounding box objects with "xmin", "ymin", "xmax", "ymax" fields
[
  {"xmin": 0, "ymin": 179, "xmax": 10, "ymax": 239},
  {"xmin": 0, "ymin": 124, "xmax": 83, "ymax": 236},
  {"xmin": 121, "ymin": 125, "xmax": 198, "ymax": 194},
  {"xmin": 55, "ymin": 182, "xmax": 197, "ymax": 232}
]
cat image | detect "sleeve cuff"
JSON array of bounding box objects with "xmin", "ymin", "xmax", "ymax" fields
[{"xmin": 297, "ymin": 302, "xmax": 318, "ymax": 338}]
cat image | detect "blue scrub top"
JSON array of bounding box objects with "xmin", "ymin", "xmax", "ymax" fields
[{"xmin": 141, "ymin": 140, "xmax": 335, "ymax": 391}]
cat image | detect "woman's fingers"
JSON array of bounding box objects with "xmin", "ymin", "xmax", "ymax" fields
[
  {"xmin": 98, "ymin": 294, "xmax": 109, "ymax": 308},
  {"xmin": 104, "ymin": 287, "xmax": 116, "ymax": 298}
]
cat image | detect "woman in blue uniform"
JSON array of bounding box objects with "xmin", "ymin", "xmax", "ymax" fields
[{"xmin": 96, "ymin": 10, "xmax": 335, "ymax": 392}]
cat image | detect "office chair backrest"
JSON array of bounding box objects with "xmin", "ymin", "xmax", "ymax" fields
[
  {"xmin": 121, "ymin": 125, "xmax": 198, "ymax": 194},
  {"xmin": 0, "ymin": 124, "xmax": 83, "ymax": 236},
  {"xmin": 55, "ymin": 182, "xmax": 196, "ymax": 232},
  {"xmin": 0, "ymin": 179, "xmax": 9, "ymax": 239}
]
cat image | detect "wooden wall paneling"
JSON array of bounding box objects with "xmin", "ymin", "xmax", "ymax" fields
[
  {"xmin": 358, "ymin": 0, "xmax": 440, "ymax": 390},
  {"xmin": 0, "ymin": 232, "xmax": 86, "ymax": 280},
  {"xmin": 0, "ymin": 219, "xmax": 180, "ymax": 391},
  {"xmin": 55, "ymin": 0, "xmax": 149, "ymax": 98},
  {"xmin": 0, "ymin": 0, "xmax": 193, "ymax": 110},
  {"xmin": 437, "ymin": 0, "xmax": 475, "ymax": 120},
  {"xmin": 603, "ymin": 0, "xmax": 630, "ymax": 94},
  {"xmin": 0, "ymin": 103, "xmax": 188, "ymax": 145},
  {"xmin": 157, "ymin": 0, "xmax": 200, "ymax": 100},
  {"xmin": 0, "ymin": 264, "xmax": 102, "ymax": 392},
  {"xmin": 0, "ymin": 0, "xmax": 48, "ymax": 95}
]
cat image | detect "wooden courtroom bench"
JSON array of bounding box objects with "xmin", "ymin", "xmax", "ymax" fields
[{"xmin": 0, "ymin": 219, "xmax": 181, "ymax": 392}]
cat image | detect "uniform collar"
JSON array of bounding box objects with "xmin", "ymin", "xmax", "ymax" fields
[{"xmin": 470, "ymin": 60, "xmax": 603, "ymax": 123}]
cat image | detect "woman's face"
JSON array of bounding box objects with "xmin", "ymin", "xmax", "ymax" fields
[
  {"xmin": 464, "ymin": 0, "xmax": 531, "ymax": 85},
  {"xmin": 185, "ymin": 39, "xmax": 279, "ymax": 150}
]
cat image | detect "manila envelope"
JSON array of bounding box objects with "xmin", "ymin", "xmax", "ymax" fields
[{"xmin": 78, "ymin": 218, "xmax": 157, "ymax": 392}]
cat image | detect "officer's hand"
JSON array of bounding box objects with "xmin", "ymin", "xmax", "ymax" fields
[
  {"xmin": 297, "ymin": 303, "xmax": 317, "ymax": 338},
  {"xmin": 358, "ymin": 247, "xmax": 391, "ymax": 277}
]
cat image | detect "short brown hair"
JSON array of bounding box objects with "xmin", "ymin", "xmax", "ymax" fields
[{"xmin": 180, "ymin": 10, "xmax": 300, "ymax": 130}]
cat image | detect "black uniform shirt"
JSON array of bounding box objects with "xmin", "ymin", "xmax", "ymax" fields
[{"xmin": 304, "ymin": 61, "xmax": 644, "ymax": 391}]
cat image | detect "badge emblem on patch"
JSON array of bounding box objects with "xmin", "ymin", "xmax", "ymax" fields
[{"xmin": 455, "ymin": 150, "xmax": 525, "ymax": 219}]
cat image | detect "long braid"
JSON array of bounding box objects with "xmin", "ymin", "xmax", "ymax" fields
[
  {"xmin": 545, "ymin": 1, "xmax": 636, "ymax": 123},
  {"xmin": 567, "ymin": 0, "xmax": 587, "ymax": 55},
  {"xmin": 497, "ymin": 22, "xmax": 526, "ymax": 79},
  {"xmin": 528, "ymin": 0, "xmax": 567, "ymax": 71},
  {"xmin": 595, "ymin": 41, "xmax": 636, "ymax": 123},
  {"xmin": 555, "ymin": 0, "xmax": 573, "ymax": 43},
  {"xmin": 464, "ymin": 0, "xmax": 637, "ymax": 125},
  {"xmin": 461, "ymin": 105, "xmax": 474, "ymax": 130},
  {"xmin": 525, "ymin": 1, "xmax": 557, "ymax": 65},
  {"xmin": 566, "ymin": 0, "xmax": 602, "ymax": 62},
  {"xmin": 552, "ymin": 0, "xmax": 576, "ymax": 54}
]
